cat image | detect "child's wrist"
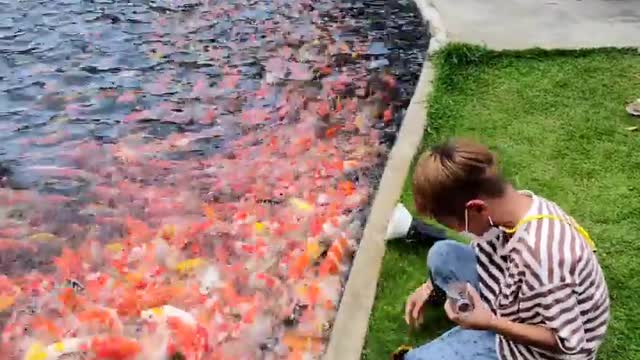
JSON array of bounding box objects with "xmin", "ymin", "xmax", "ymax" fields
[{"xmin": 488, "ymin": 315, "xmax": 506, "ymax": 333}]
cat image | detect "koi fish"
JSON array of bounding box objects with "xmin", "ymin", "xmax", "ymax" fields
[
  {"xmin": 124, "ymin": 216, "xmax": 153, "ymax": 243},
  {"xmin": 174, "ymin": 258, "xmax": 206, "ymax": 274},
  {"xmin": 54, "ymin": 248, "xmax": 83, "ymax": 279},
  {"xmin": 0, "ymin": 238, "xmax": 36, "ymax": 252},
  {"xmin": 0, "ymin": 9, "xmax": 405, "ymax": 358},
  {"xmin": 27, "ymin": 233, "xmax": 59, "ymax": 242},
  {"xmin": 90, "ymin": 335, "xmax": 142, "ymax": 359},
  {"xmin": 198, "ymin": 266, "xmax": 222, "ymax": 295},
  {"xmin": 24, "ymin": 338, "xmax": 89, "ymax": 360},
  {"xmin": 116, "ymin": 285, "xmax": 184, "ymax": 317},
  {"xmin": 0, "ymin": 294, "xmax": 16, "ymax": 312},
  {"xmin": 141, "ymin": 305, "xmax": 197, "ymax": 327},
  {"xmin": 84, "ymin": 273, "xmax": 111, "ymax": 300},
  {"xmin": 76, "ymin": 307, "xmax": 123, "ymax": 333},
  {"xmin": 289, "ymin": 198, "xmax": 314, "ymax": 213},
  {"xmin": 288, "ymin": 252, "xmax": 311, "ymax": 280},
  {"xmin": 282, "ymin": 332, "xmax": 324, "ymax": 353},
  {"xmin": 165, "ymin": 317, "xmax": 209, "ymax": 360},
  {"xmin": 30, "ymin": 317, "xmax": 64, "ymax": 339},
  {"xmin": 319, "ymin": 237, "xmax": 352, "ymax": 277},
  {"xmin": 58, "ymin": 287, "xmax": 87, "ymax": 313}
]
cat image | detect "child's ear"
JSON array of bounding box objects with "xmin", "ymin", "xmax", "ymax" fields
[{"xmin": 465, "ymin": 199, "xmax": 486, "ymax": 212}]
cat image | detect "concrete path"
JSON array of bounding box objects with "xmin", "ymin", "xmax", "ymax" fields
[{"xmin": 431, "ymin": 0, "xmax": 640, "ymax": 49}]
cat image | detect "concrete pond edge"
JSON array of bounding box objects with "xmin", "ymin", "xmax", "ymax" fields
[{"xmin": 323, "ymin": 1, "xmax": 446, "ymax": 359}]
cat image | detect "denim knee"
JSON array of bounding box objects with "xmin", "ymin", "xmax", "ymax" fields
[
  {"xmin": 427, "ymin": 240, "xmax": 459, "ymax": 271},
  {"xmin": 427, "ymin": 240, "xmax": 478, "ymax": 290}
]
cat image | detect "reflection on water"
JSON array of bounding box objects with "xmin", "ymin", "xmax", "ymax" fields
[{"xmin": 0, "ymin": 0, "xmax": 427, "ymax": 358}]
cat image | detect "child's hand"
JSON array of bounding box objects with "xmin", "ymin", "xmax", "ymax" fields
[
  {"xmin": 444, "ymin": 284, "xmax": 495, "ymax": 331},
  {"xmin": 405, "ymin": 280, "xmax": 433, "ymax": 327}
]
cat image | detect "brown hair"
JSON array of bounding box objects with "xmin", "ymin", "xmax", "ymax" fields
[{"xmin": 412, "ymin": 138, "xmax": 506, "ymax": 220}]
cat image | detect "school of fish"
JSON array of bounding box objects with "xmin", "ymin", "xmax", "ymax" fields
[{"xmin": 0, "ymin": 0, "xmax": 421, "ymax": 358}]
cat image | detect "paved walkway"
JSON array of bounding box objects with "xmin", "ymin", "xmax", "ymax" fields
[{"xmin": 431, "ymin": 0, "xmax": 640, "ymax": 49}]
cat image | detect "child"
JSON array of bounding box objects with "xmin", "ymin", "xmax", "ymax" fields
[{"xmin": 387, "ymin": 138, "xmax": 609, "ymax": 360}]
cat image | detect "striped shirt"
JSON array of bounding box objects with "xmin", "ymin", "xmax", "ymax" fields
[{"xmin": 473, "ymin": 192, "xmax": 610, "ymax": 360}]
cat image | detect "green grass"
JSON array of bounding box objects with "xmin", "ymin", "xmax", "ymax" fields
[{"xmin": 363, "ymin": 45, "xmax": 640, "ymax": 360}]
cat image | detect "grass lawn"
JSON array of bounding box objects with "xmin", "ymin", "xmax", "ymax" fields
[{"xmin": 363, "ymin": 45, "xmax": 640, "ymax": 359}]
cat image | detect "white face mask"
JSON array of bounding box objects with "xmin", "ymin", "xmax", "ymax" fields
[{"xmin": 460, "ymin": 208, "xmax": 501, "ymax": 244}]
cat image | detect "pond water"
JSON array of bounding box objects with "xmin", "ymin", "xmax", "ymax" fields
[{"xmin": 0, "ymin": 0, "xmax": 427, "ymax": 358}]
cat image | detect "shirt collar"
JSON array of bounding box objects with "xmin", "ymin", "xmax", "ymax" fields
[{"xmin": 499, "ymin": 190, "xmax": 538, "ymax": 256}]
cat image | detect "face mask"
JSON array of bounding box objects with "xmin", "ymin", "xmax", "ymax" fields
[{"xmin": 460, "ymin": 208, "xmax": 501, "ymax": 244}]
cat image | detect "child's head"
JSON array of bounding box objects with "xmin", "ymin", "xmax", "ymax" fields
[{"xmin": 412, "ymin": 138, "xmax": 507, "ymax": 234}]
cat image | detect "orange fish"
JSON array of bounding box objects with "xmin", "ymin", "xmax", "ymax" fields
[
  {"xmin": 54, "ymin": 248, "xmax": 83, "ymax": 279},
  {"xmin": 337, "ymin": 181, "xmax": 356, "ymax": 196},
  {"xmin": 84, "ymin": 273, "xmax": 110, "ymax": 300},
  {"xmin": 288, "ymin": 253, "xmax": 311, "ymax": 280},
  {"xmin": 282, "ymin": 332, "xmax": 323, "ymax": 353},
  {"xmin": 307, "ymin": 284, "xmax": 321, "ymax": 306},
  {"xmin": 202, "ymin": 204, "xmax": 216, "ymax": 220},
  {"xmin": 319, "ymin": 237, "xmax": 351, "ymax": 277},
  {"xmin": 89, "ymin": 335, "xmax": 141, "ymax": 359},
  {"xmin": 115, "ymin": 291, "xmax": 141, "ymax": 317},
  {"xmin": 325, "ymin": 126, "xmax": 340, "ymax": 138},
  {"xmin": 242, "ymin": 305, "xmax": 258, "ymax": 324},
  {"xmin": 124, "ymin": 216, "xmax": 153, "ymax": 243},
  {"xmin": 116, "ymin": 285, "xmax": 181, "ymax": 317},
  {"xmin": 30, "ymin": 316, "xmax": 64, "ymax": 339},
  {"xmin": 58, "ymin": 287, "xmax": 87, "ymax": 313},
  {"xmin": 76, "ymin": 307, "xmax": 123, "ymax": 333},
  {"xmin": 166, "ymin": 317, "xmax": 209, "ymax": 360}
]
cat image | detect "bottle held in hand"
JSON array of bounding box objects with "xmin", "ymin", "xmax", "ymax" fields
[{"xmin": 447, "ymin": 282, "xmax": 474, "ymax": 314}]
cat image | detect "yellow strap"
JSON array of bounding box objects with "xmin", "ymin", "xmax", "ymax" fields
[{"xmin": 504, "ymin": 214, "xmax": 596, "ymax": 251}]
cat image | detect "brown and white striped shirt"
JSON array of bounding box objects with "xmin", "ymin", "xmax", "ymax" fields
[{"xmin": 473, "ymin": 192, "xmax": 610, "ymax": 360}]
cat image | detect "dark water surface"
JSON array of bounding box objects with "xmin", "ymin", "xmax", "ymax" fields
[{"xmin": 0, "ymin": 0, "xmax": 427, "ymax": 357}]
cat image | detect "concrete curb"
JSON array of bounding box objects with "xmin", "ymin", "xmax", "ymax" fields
[{"xmin": 323, "ymin": 2, "xmax": 444, "ymax": 359}]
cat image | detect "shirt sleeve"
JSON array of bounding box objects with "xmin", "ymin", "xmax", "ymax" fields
[{"xmin": 527, "ymin": 282, "xmax": 586, "ymax": 355}]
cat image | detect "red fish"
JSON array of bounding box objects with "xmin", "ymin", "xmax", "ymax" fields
[
  {"xmin": 166, "ymin": 317, "xmax": 209, "ymax": 360},
  {"xmin": 89, "ymin": 335, "xmax": 141, "ymax": 359},
  {"xmin": 30, "ymin": 316, "xmax": 64, "ymax": 339},
  {"xmin": 124, "ymin": 216, "xmax": 153, "ymax": 243},
  {"xmin": 0, "ymin": 238, "xmax": 36, "ymax": 252},
  {"xmin": 58, "ymin": 287, "xmax": 87, "ymax": 313},
  {"xmin": 76, "ymin": 307, "xmax": 123, "ymax": 333},
  {"xmin": 54, "ymin": 248, "xmax": 83, "ymax": 279},
  {"xmin": 289, "ymin": 253, "xmax": 311, "ymax": 280}
]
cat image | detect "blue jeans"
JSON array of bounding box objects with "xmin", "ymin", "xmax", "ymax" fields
[{"xmin": 405, "ymin": 240, "xmax": 498, "ymax": 360}]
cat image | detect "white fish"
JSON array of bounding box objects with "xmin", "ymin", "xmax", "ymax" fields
[
  {"xmin": 198, "ymin": 265, "xmax": 222, "ymax": 295},
  {"xmin": 140, "ymin": 305, "xmax": 196, "ymax": 327},
  {"xmin": 316, "ymin": 193, "xmax": 329, "ymax": 205},
  {"xmin": 139, "ymin": 324, "xmax": 171, "ymax": 360},
  {"xmin": 24, "ymin": 338, "xmax": 90, "ymax": 360}
]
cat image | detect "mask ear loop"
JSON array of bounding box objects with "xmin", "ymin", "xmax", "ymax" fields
[
  {"xmin": 464, "ymin": 208, "xmax": 469, "ymax": 232},
  {"xmin": 467, "ymin": 206, "xmax": 494, "ymax": 231}
]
